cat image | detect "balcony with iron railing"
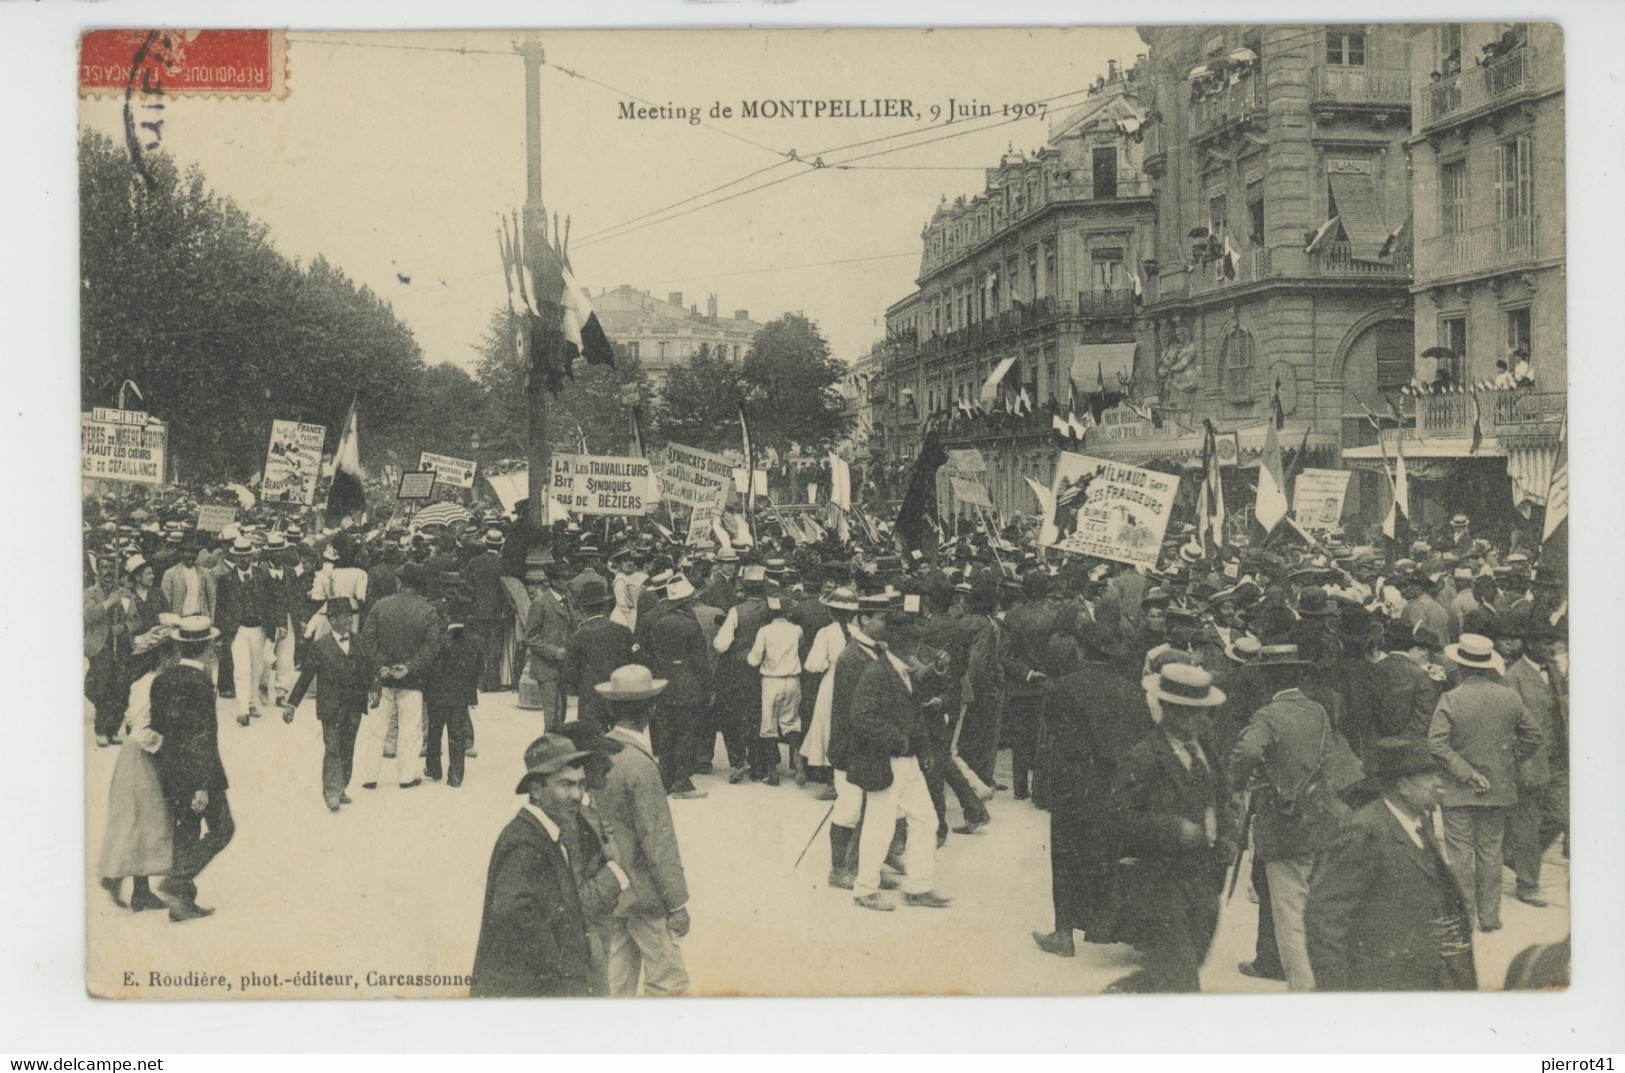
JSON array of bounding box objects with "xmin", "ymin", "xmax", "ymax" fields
[
  {"xmin": 1189, "ymin": 73, "xmax": 1264, "ymax": 141},
  {"xmin": 1416, "ymin": 216, "xmax": 1548, "ymax": 281},
  {"xmin": 1188, "ymin": 246, "xmax": 1269, "ymax": 295},
  {"xmin": 1415, "ymin": 388, "xmax": 1564, "ymax": 437},
  {"xmin": 1305, "ymin": 241, "xmax": 1411, "ymax": 278},
  {"xmin": 1420, "ymin": 47, "xmax": 1543, "ymax": 131},
  {"xmin": 1312, "ymin": 64, "xmax": 1411, "ymax": 109}
]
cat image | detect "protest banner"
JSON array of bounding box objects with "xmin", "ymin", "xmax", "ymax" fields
[
  {"xmin": 419, "ymin": 451, "xmax": 477, "ymax": 489},
  {"xmin": 81, "ymin": 409, "xmax": 167, "ymax": 485},
  {"xmin": 1042, "ymin": 454, "xmax": 1181, "ymax": 569},
  {"xmin": 549, "ymin": 453, "xmax": 655, "ymax": 516},
  {"xmin": 484, "ymin": 469, "xmax": 528, "ymax": 517},
  {"xmin": 1293, "ymin": 468, "xmax": 1351, "ymax": 531},
  {"xmin": 398, "ymin": 471, "xmax": 437, "ymax": 500},
  {"xmin": 195, "ymin": 504, "xmax": 238, "ymax": 532},
  {"xmin": 949, "ymin": 475, "xmax": 993, "ymax": 509},
  {"xmin": 657, "ymin": 442, "xmax": 735, "ymax": 510},
  {"xmin": 945, "ymin": 448, "xmax": 988, "ymax": 474},
  {"xmin": 260, "ymin": 420, "xmax": 325, "ymax": 504}
]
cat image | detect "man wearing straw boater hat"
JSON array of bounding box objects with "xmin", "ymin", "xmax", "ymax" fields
[
  {"xmin": 281, "ymin": 597, "xmax": 370, "ymax": 811},
  {"xmin": 148, "ymin": 615, "xmax": 233, "ymax": 922},
  {"xmin": 1228, "ymin": 644, "xmax": 1364, "ymax": 991},
  {"xmin": 1305, "ymin": 737, "xmax": 1477, "ymax": 991},
  {"xmin": 1103, "ymin": 663, "xmax": 1231, "ymax": 993},
  {"xmin": 1427, "ymin": 633, "xmax": 1545, "ymax": 932}
]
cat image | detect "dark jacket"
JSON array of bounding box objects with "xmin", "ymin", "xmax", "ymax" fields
[
  {"xmin": 825, "ymin": 633, "xmax": 883, "ymax": 773},
  {"xmin": 148, "ymin": 661, "xmax": 228, "ymax": 801},
  {"xmin": 286, "ymin": 632, "xmax": 370, "ymax": 723},
  {"xmin": 1305, "ymin": 797, "xmax": 1477, "ymax": 991},
  {"xmin": 1367, "ymin": 652, "xmax": 1440, "ymax": 741},
  {"xmin": 470, "ymin": 809, "xmax": 601, "ymax": 998},
  {"xmin": 360, "ymin": 589, "xmax": 444, "ymax": 692},
  {"xmin": 845, "ymin": 652, "xmax": 927, "ymax": 792},
  {"xmin": 425, "ymin": 627, "xmax": 483, "ymax": 709},
  {"xmin": 640, "ymin": 601, "xmax": 714, "ymax": 707},
  {"xmin": 463, "ymin": 550, "xmax": 510, "ymax": 623},
  {"xmin": 1003, "ymin": 598, "xmax": 1061, "ymax": 700},
  {"xmin": 216, "ymin": 566, "xmax": 277, "ymax": 633},
  {"xmin": 569, "ymin": 615, "xmax": 635, "ymax": 727},
  {"xmin": 1229, "ymin": 689, "xmax": 1364, "ymax": 861},
  {"xmin": 1103, "ymin": 728, "xmax": 1233, "ymax": 950}
]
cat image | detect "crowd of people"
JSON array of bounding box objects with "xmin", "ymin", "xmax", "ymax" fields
[{"xmin": 85, "ymin": 480, "xmax": 1570, "ymax": 995}]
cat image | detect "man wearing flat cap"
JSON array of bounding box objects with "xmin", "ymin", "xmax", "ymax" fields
[
  {"xmin": 470, "ymin": 735, "xmax": 628, "ymax": 998},
  {"xmin": 1305, "ymin": 737, "xmax": 1477, "ymax": 991}
]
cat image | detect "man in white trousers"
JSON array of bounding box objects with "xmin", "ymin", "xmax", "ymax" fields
[
  {"xmin": 844, "ymin": 594, "xmax": 951, "ymax": 912},
  {"xmin": 216, "ymin": 538, "xmax": 272, "ymax": 727},
  {"xmin": 355, "ymin": 563, "xmax": 442, "ymax": 790}
]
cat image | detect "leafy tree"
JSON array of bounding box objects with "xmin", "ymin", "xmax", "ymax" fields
[
  {"xmin": 653, "ymin": 343, "xmax": 747, "ymax": 451},
  {"xmin": 80, "ymin": 131, "xmax": 427, "ymax": 480},
  {"xmin": 741, "ymin": 314, "xmax": 853, "ymax": 456}
]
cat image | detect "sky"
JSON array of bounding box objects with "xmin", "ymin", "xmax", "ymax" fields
[{"xmin": 79, "ymin": 27, "xmax": 1144, "ymax": 372}]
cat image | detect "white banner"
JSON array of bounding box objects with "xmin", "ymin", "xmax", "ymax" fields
[
  {"xmin": 1294, "ymin": 468, "xmax": 1352, "ymax": 531},
  {"xmin": 81, "ymin": 411, "xmax": 166, "ymax": 485},
  {"xmin": 550, "ymin": 453, "xmax": 655, "ymax": 516},
  {"xmin": 261, "ymin": 420, "xmax": 326, "ymax": 505},
  {"xmin": 419, "ymin": 451, "xmax": 477, "ymax": 489},
  {"xmin": 485, "ymin": 469, "xmax": 528, "ymax": 518},
  {"xmin": 949, "ymin": 475, "xmax": 993, "ymax": 509},
  {"xmin": 1042, "ymin": 454, "xmax": 1180, "ymax": 569},
  {"xmin": 657, "ymin": 442, "xmax": 735, "ymax": 511}
]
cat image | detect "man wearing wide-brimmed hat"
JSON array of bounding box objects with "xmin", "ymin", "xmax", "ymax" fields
[
  {"xmin": 1305, "ymin": 737, "xmax": 1477, "ymax": 991},
  {"xmin": 1228, "ymin": 645, "xmax": 1364, "ymax": 991},
  {"xmin": 1102, "ymin": 663, "xmax": 1231, "ymax": 993},
  {"xmin": 638, "ymin": 573, "xmax": 713, "ymax": 798},
  {"xmin": 470, "ymin": 735, "xmax": 624, "ymax": 998},
  {"xmin": 592, "ymin": 666, "xmax": 693, "ymax": 996},
  {"xmin": 568, "ymin": 577, "xmax": 634, "ymax": 731},
  {"xmin": 1428, "ymin": 633, "xmax": 1545, "ymax": 932}
]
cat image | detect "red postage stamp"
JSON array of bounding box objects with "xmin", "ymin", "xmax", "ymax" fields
[{"xmin": 79, "ymin": 29, "xmax": 289, "ymax": 99}]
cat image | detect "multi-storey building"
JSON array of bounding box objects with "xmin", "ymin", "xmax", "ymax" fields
[
  {"xmin": 878, "ymin": 60, "xmax": 1158, "ymax": 517},
  {"xmin": 592, "ymin": 286, "xmax": 763, "ymax": 392},
  {"xmin": 1127, "ymin": 23, "xmax": 1417, "ymax": 530},
  {"xmin": 1344, "ymin": 21, "xmax": 1564, "ymax": 539}
]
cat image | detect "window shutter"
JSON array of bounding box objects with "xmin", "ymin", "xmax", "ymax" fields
[
  {"xmin": 1492, "ymin": 143, "xmax": 1507, "ymax": 221},
  {"xmin": 1517, "ymin": 135, "xmax": 1534, "ymax": 219}
]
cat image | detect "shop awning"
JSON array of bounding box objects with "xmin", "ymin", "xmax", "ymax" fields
[
  {"xmin": 1069, "ymin": 343, "xmax": 1137, "ymax": 396},
  {"xmin": 1326, "ymin": 168, "xmax": 1389, "ymax": 263},
  {"xmin": 978, "ymin": 356, "xmax": 1019, "ymax": 410}
]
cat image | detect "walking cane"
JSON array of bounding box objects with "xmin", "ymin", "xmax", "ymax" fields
[{"xmin": 793, "ymin": 803, "xmax": 837, "ymax": 868}]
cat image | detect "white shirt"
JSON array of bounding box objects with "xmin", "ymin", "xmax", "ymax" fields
[
  {"xmin": 1384, "ymin": 796, "xmax": 1426, "ymax": 850},
  {"xmin": 331, "ymin": 632, "xmax": 353, "ymax": 655},
  {"xmin": 522, "ymin": 803, "xmax": 563, "ymax": 853},
  {"xmin": 748, "ymin": 618, "xmax": 804, "ymax": 677}
]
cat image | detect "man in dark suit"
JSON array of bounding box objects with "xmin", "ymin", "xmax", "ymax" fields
[
  {"xmin": 1103, "ymin": 663, "xmax": 1233, "ymax": 993},
  {"xmin": 282, "ymin": 597, "xmax": 371, "ymax": 810},
  {"xmin": 524, "ymin": 556, "xmax": 577, "ymax": 732},
  {"xmin": 639, "ymin": 574, "xmax": 713, "ymax": 798},
  {"xmin": 568, "ymin": 578, "xmax": 634, "ymax": 731},
  {"xmin": 357, "ymin": 563, "xmax": 444, "ymax": 790},
  {"xmin": 1032, "ymin": 621, "xmax": 1151, "ymax": 958},
  {"xmin": 1305, "ymin": 737, "xmax": 1477, "ymax": 991},
  {"xmin": 463, "ymin": 528, "xmax": 512, "ymax": 692},
  {"xmin": 216, "ymin": 538, "xmax": 278, "ymax": 726},
  {"xmin": 1498, "ymin": 620, "xmax": 1567, "ymax": 907},
  {"xmin": 711, "ymin": 565, "xmax": 772, "ymax": 784},
  {"xmin": 470, "ymin": 736, "xmax": 625, "ymax": 997},
  {"xmin": 1001, "ymin": 572, "xmax": 1059, "ymax": 801},
  {"xmin": 824, "ymin": 594, "xmax": 890, "ymax": 889},
  {"xmin": 846, "ymin": 596, "xmax": 952, "ymax": 912},
  {"xmin": 149, "ymin": 617, "xmax": 234, "ymax": 922},
  {"xmin": 595, "ymin": 666, "xmax": 693, "ymax": 995}
]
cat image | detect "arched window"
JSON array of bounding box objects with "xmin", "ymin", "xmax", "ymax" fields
[{"xmin": 1220, "ymin": 327, "xmax": 1255, "ymax": 402}]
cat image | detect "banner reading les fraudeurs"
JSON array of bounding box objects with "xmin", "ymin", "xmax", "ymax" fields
[
  {"xmin": 550, "ymin": 453, "xmax": 654, "ymax": 516},
  {"xmin": 1042, "ymin": 454, "xmax": 1180, "ymax": 570}
]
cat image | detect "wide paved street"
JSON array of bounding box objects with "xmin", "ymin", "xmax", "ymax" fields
[{"xmin": 86, "ymin": 690, "xmax": 1570, "ymax": 999}]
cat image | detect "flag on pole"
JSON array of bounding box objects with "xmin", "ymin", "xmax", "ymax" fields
[
  {"xmin": 1304, "ymin": 214, "xmax": 1340, "ymax": 254},
  {"xmin": 325, "ymin": 395, "xmax": 367, "ymax": 521},
  {"xmin": 895, "ymin": 429, "xmax": 948, "ymax": 558},
  {"xmin": 738, "ymin": 403, "xmax": 757, "ymax": 517},
  {"xmin": 1255, "ymin": 405, "xmax": 1289, "ymax": 534},
  {"xmin": 1130, "ymin": 264, "xmax": 1144, "ymax": 306},
  {"xmin": 1542, "ymin": 413, "xmax": 1568, "ymax": 543},
  {"xmin": 576, "ymin": 423, "xmax": 589, "ymax": 456},
  {"xmin": 1198, "ymin": 419, "xmax": 1226, "ymax": 552},
  {"xmin": 1382, "ymin": 435, "xmax": 1411, "ymax": 549},
  {"xmin": 559, "ymin": 252, "xmax": 615, "ymax": 367}
]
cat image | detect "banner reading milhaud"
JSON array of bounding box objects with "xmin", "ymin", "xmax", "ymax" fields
[{"xmin": 1042, "ymin": 453, "xmax": 1180, "ymax": 570}]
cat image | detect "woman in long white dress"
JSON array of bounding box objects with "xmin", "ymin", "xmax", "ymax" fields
[
  {"xmin": 96, "ymin": 621, "xmax": 179, "ymax": 912},
  {"xmin": 798, "ymin": 587, "xmax": 861, "ymax": 801}
]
